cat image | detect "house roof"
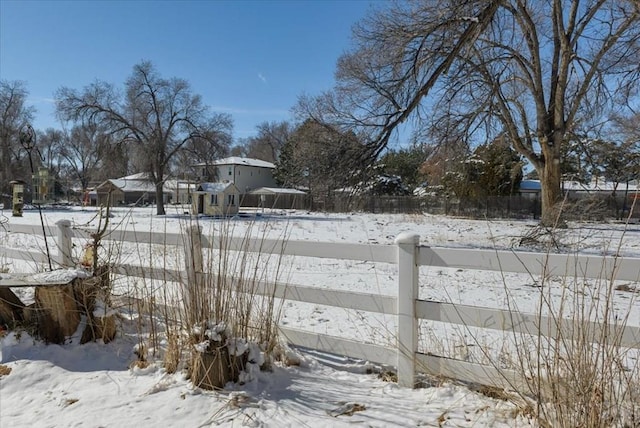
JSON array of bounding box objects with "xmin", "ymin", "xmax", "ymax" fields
[
  {"xmin": 519, "ymin": 179, "xmax": 639, "ymax": 193},
  {"xmin": 97, "ymin": 173, "xmax": 169, "ymax": 194},
  {"xmin": 563, "ymin": 180, "xmax": 639, "ymax": 192},
  {"xmin": 195, "ymin": 182, "xmax": 236, "ymax": 193},
  {"xmin": 102, "ymin": 179, "xmax": 161, "ymax": 193},
  {"xmin": 164, "ymin": 180, "xmax": 196, "ymax": 191},
  {"xmin": 248, "ymin": 187, "xmax": 306, "ymax": 195},
  {"xmin": 120, "ymin": 172, "xmax": 154, "ymax": 180},
  {"xmin": 194, "ymin": 157, "xmax": 275, "ymax": 169}
]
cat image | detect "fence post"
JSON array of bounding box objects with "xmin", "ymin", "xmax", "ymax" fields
[
  {"xmin": 395, "ymin": 232, "xmax": 420, "ymax": 388},
  {"xmin": 184, "ymin": 224, "xmax": 204, "ymax": 325},
  {"xmin": 56, "ymin": 219, "xmax": 73, "ymax": 268}
]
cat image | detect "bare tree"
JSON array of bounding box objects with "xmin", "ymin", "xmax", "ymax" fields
[
  {"xmin": 56, "ymin": 61, "xmax": 232, "ymax": 215},
  {"xmin": 243, "ymin": 121, "xmax": 292, "ymax": 163},
  {"xmin": 0, "ymin": 80, "xmax": 35, "ymax": 199},
  {"xmin": 301, "ymin": 1, "xmax": 640, "ymax": 225},
  {"xmin": 275, "ymin": 119, "xmax": 365, "ymax": 204},
  {"xmin": 174, "ymin": 114, "xmax": 232, "ymax": 179},
  {"xmin": 56, "ymin": 123, "xmax": 119, "ymax": 192},
  {"xmin": 38, "ymin": 128, "xmax": 64, "ymax": 171},
  {"xmin": 612, "ymin": 111, "xmax": 640, "ymax": 144}
]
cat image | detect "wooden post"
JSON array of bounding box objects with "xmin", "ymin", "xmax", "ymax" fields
[
  {"xmin": 56, "ymin": 219, "xmax": 73, "ymax": 268},
  {"xmin": 395, "ymin": 233, "xmax": 419, "ymax": 388},
  {"xmin": 184, "ymin": 225, "xmax": 204, "ymax": 325}
]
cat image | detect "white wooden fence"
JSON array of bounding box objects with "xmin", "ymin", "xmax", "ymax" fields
[{"xmin": 1, "ymin": 219, "xmax": 639, "ymax": 391}]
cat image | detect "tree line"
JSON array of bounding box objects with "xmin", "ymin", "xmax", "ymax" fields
[{"xmin": 2, "ymin": 1, "xmax": 640, "ymax": 221}]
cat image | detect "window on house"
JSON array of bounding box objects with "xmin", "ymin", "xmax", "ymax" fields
[
  {"xmin": 210, "ymin": 194, "xmax": 218, "ymax": 205},
  {"xmin": 228, "ymin": 167, "xmax": 232, "ymax": 176},
  {"xmin": 228, "ymin": 194, "xmax": 235, "ymax": 206}
]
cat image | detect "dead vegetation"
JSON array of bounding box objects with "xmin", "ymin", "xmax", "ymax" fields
[{"xmin": 0, "ymin": 364, "xmax": 11, "ymax": 376}]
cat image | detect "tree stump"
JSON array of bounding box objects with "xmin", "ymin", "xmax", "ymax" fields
[
  {"xmin": 0, "ymin": 272, "xmax": 118, "ymax": 345},
  {"xmin": 189, "ymin": 330, "xmax": 247, "ymax": 390},
  {"xmin": 74, "ymin": 276, "xmax": 117, "ymax": 344},
  {"xmin": 0, "ymin": 288, "xmax": 25, "ymax": 326},
  {"xmin": 34, "ymin": 282, "xmax": 82, "ymax": 343}
]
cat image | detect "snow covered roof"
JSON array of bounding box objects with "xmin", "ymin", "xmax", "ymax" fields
[
  {"xmin": 164, "ymin": 180, "xmax": 196, "ymax": 191},
  {"xmin": 99, "ymin": 172, "xmax": 187, "ymax": 193},
  {"xmin": 120, "ymin": 172, "xmax": 154, "ymax": 180},
  {"xmin": 104, "ymin": 179, "xmax": 160, "ymax": 193},
  {"xmin": 563, "ymin": 180, "xmax": 639, "ymax": 192},
  {"xmin": 248, "ymin": 187, "xmax": 306, "ymax": 195},
  {"xmin": 194, "ymin": 157, "xmax": 275, "ymax": 169},
  {"xmin": 195, "ymin": 182, "xmax": 236, "ymax": 193},
  {"xmin": 520, "ymin": 179, "xmax": 639, "ymax": 193}
]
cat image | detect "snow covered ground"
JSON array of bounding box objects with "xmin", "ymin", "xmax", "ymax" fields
[{"xmin": 1, "ymin": 206, "xmax": 638, "ymax": 427}]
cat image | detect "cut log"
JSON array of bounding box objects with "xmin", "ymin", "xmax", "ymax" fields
[
  {"xmin": 1, "ymin": 271, "xmax": 117, "ymax": 345},
  {"xmin": 81, "ymin": 313, "xmax": 116, "ymax": 344},
  {"xmin": 0, "ymin": 288, "xmax": 25, "ymax": 326},
  {"xmin": 75, "ymin": 275, "xmax": 117, "ymax": 344},
  {"xmin": 94, "ymin": 314, "xmax": 116, "ymax": 343},
  {"xmin": 34, "ymin": 282, "xmax": 81, "ymax": 344}
]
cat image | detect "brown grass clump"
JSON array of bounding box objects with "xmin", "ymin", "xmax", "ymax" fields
[
  {"xmin": 0, "ymin": 364, "xmax": 12, "ymax": 376},
  {"xmin": 162, "ymin": 331, "xmax": 181, "ymax": 374}
]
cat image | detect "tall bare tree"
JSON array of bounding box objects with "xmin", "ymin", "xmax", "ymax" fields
[
  {"xmin": 174, "ymin": 114, "xmax": 232, "ymax": 179},
  {"xmin": 242, "ymin": 121, "xmax": 292, "ymax": 163},
  {"xmin": 56, "ymin": 61, "xmax": 232, "ymax": 215},
  {"xmin": 301, "ymin": 0, "xmax": 640, "ymax": 225},
  {"xmin": 275, "ymin": 119, "xmax": 365, "ymax": 204},
  {"xmin": 55, "ymin": 123, "xmax": 121, "ymax": 193},
  {"xmin": 38, "ymin": 128, "xmax": 64, "ymax": 172},
  {"xmin": 0, "ymin": 80, "xmax": 35, "ymax": 199}
]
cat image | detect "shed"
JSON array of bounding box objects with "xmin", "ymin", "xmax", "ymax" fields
[{"xmin": 192, "ymin": 182, "xmax": 240, "ymax": 216}]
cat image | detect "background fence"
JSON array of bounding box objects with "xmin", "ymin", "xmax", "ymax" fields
[
  {"xmin": 1, "ymin": 220, "xmax": 639, "ymax": 390},
  {"xmin": 240, "ymin": 191, "xmax": 639, "ymax": 221}
]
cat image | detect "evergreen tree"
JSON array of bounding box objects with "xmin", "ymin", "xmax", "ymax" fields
[{"xmin": 443, "ymin": 139, "xmax": 523, "ymax": 200}]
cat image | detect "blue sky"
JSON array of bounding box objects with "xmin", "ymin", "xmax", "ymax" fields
[{"xmin": 0, "ymin": 0, "xmax": 380, "ymax": 140}]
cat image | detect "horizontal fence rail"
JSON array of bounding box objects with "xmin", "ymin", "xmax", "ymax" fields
[
  {"xmin": 420, "ymin": 246, "xmax": 640, "ymax": 282},
  {"xmin": 1, "ymin": 219, "xmax": 639, "ymax": 391}
]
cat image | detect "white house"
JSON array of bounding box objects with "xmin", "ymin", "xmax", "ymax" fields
[
  {"xmin": 191, "ymin": 182, "xmax": 240, "ymax": 216},
  {"xmin": 194, "ymin": 157, "xmax": 277, "ymax": 194}
]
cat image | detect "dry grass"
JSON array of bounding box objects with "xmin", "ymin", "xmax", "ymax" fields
[
  {"xmin": 178, "ymin": 216, "xmax": 289, "ymax": 387},
  {"xmin": 111, "ymin": 212, "xmax": 289, "ymax": 388},
  {"xmin": 414, "ymin": 198, "xmax": 640, "ymax": 427},
  {"xmin": 0, "ymin": 364, "xmax": 12, "ymax": 376},
  {"xmin": 508, "ymin": 204, "xmax": 640, "ymax": 427}
]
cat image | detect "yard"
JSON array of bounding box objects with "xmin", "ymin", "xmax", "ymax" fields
[{"xmin": 1, "ymin": 206, "xmax": 638, "ymax": 427}]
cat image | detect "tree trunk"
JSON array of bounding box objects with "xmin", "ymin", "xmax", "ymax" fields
[
  {"xmin": 1, "ymin": 135, "xmax": 10, "ymax": 197},
  {"xmin": 155, "ymin": 180, "xmax": 165, "ymax": 215},
  {"xmin": 539, "ymin": 156, "xmax": 565, "ymax": 227}
]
